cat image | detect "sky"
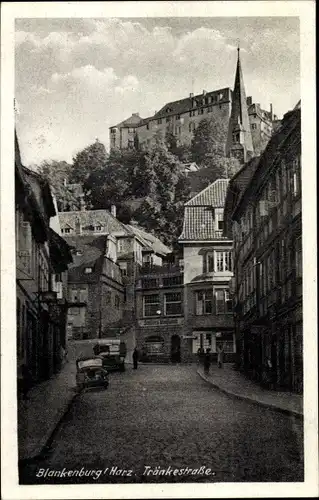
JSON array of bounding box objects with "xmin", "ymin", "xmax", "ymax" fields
[{"xmin": 15, "ymin": 16, "xmax": 300, "ymax": 166}]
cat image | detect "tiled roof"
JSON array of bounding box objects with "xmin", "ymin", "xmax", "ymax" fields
[
  {"xmin": 114, "ymin": 114, "xmax": 144, "ymax": 129},
  {"xmin": 179, "ymin": 179, "xmax": 231, "ymax": 241},
  {"xmin": 152, "ymin": 88, "xmax": 231, "ymax": 120},
  {"xmin": 63, "ymin": 235, "xmax": 107, "ymax": 282},
  {"xmin": 186, "ymin": 179, "xmax": 230, "ymax": 207},
  {"xmin": 179, "ymin": 206, "xmax": 229, "ymax": 241},
  {"xmin": 126, "ymin": 224, "xmax": 171, "ymax": 256},
  {"xmin": 58, "ymin": 209, "xmax": 129, "ymax": 235}
]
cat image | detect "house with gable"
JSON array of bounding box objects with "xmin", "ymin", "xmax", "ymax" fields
[
  {"xmin": 178, "ymin": 179, "xmax": 236, "ymax": 362},
  {"xmin": 58, "ymin": 205, "xmax": 172, "ymax": 362}
]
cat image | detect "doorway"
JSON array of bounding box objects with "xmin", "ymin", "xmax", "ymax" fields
[{"xmin": 171, "ymin": 334, "xmax": 181, "ymax": 363}]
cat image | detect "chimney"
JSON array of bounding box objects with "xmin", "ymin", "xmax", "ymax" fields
[
  {"xmin": 75, "ymin": 217, "xmax": 82, "ymax": 235},
  {"xmin": 270, "ymin": 103, "xmax": 273, "ymax": 120},
  {"xmin": 132, "ymin": 113, "xmax": 140, "ymax": 117},
  {"xmin": 203, "ymin": 90, "xmax": 207, "ymax": 96},
  {"xmin": 246, "ymin": 96, "xmax": 252, "ymax": 106},
  {"xmin": 189, "ymin": 93, "xmax": 194, "ymax": 98},
  {"xmin": 111, "ymin": 205, "xmax": 117, "ymax": 218}
]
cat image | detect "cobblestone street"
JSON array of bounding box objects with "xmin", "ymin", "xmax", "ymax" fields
[{"xmin": 19, "ymin": 365, "xmax": 303, "ymax": 484}]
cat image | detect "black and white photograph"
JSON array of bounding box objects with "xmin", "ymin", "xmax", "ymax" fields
[{"xmin": 1, "ymin": 1, "xmax": 317, "ymax": 499}]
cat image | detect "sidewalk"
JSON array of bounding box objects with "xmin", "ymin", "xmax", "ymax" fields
[
  {"xmin": 18, "ymin": 343, "xmax": 79, "ymax": 462},
  {"xmin": 197, "ymin": 364, "xmax": 303, "ymax": 418}
]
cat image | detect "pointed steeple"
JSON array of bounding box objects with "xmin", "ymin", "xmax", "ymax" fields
[{"xmin": 226, "ymin": 47, "xmax": 254, "ymax": 163}]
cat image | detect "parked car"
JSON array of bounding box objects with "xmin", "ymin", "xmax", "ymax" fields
[
  {"xmin": 93, "ymin": 339, "xmax": 127, "ymax": 372},
  {"xmin": 76, "ymin": 357, "xmax": 109, "ymax": 391}
]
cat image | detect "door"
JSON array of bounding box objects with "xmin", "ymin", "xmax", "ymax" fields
[{"xmin": 171, "ymin": 334, "xmax": 181, "ymax": 363}]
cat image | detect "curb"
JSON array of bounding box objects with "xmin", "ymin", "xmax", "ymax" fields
[
  {"xmin": 18, "ymin": 389, "xmax": 80, "ymax": 465},
  {"xmin": 197, "ymin": 369, "xmax": 303, "ymax": 419}
]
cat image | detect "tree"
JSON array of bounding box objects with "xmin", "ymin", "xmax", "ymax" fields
[
  {"xmin": 70, "ymin": 139, "xmax": 108, "ymax": 183},
  {"xmin": 37, "ymin": 160, "xmax": 78, "ymax": 211},
  {"xmin": 191, "ymin": 117, "xmax": 227, "ymax": 166}
]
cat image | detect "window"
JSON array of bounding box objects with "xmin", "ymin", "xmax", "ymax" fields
[
  {"xmin": 157, "ymin": 119, "xmax": 162, "ymax": 125},
  {"xmin": 189, "ymin": 110, "xmax": 196, "ymax": 117},
  {"xmin": 105, "ymin": 291, "xmax": 111, "ymax": 304},
  {"xmin": 176, "ymin": 114, "xmax": 181, "ymax": 120},
  {"xmin": 70, "ymin": 307, "xmax": 80, "ymax": 315},
  {"xmin": 164, "ymin": 292, "xmax": 182, "ymax": 316},
  {"xmin": 166, "ymin": 117, "xmax": 171, "ymax": 123},
  {"xmin": 215, "ymin": 289, "xmax": 232, "ymax": 314},
  {"xmin": 295, "ymin": 237, "xmax": 302, "ymax": 277},
  {"xmin": 119, "ymin": 262, "xmax": 127, "ymax": 276},
  {"xmin": 141, "ymin": 278, "xmax": 158, "ymax": 289},
  {"xmin": 143, "ymin": 295, "xmax": 160, "ymax": 317},
  {"xmin": 198, "ymin": 108, "xmax": 204, "ymax": 115},
  {"xmin": 146, "ymin": 123, "xmax": 150, "ymax": 130},
  {"xmin": 95, "ymin": 226, "xmax": 102, "ymax": 232},
  {"xmin": 17, "ymin": 297, "xmax": 21, "ymax": 357},
  {"xmin": 84, "ymin": 267, "xmax": 93, "ymax": 274},
  {"xmin": 196, "ymin": 290, "xmax": 213, "ymax": 315},
  {"xmin": 145, "ymin": 336, "xmax": 164, "ymax": 355},
  {"xmin": 64, "ymin": 228, "xmax": 71, "ymax": 234},
  {"xmin": 251, "ymin": 123, "xmax": 257, "ymax": 130},
  {"xmin": 207, "ymin": 106, "xmax": 213, "ymax": 113},
  {"xmin": 115, "ymin": 295, "xmax": 120, "ymax": 309},
  {"xmin": 128, "ymin": 128, "xmax": 134, "ymax": 133},
  {"xmin": 162, "ymin": 275, "xmax": 183, "ymax": 287},
  {"xmin": 117, "ymin": 239, "xmax": 125, "ymax": 253},
  {"xmin": 128, "ymin": 139, "xmax": 134, "ymax": 149},
  {"xmin": 207, "ymin": 251, "xmax": 232, "ymax": 272}
]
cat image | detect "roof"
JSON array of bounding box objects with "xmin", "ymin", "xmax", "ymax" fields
[
  {"xmin": 152, "ymin": 87, "xmax": 231, "ymax": 120},
  {"xmin": 179, "ymin": 206, "xmax": 229, "ymax": 241},
  {"xmin": 62, "ymin": 234, "xmax": 107, "ymax": 282},
  {"xmin": 49, "ymin": 228, "xmax": 73, "ymax": 272},
  {"xmin": 113, "ymin": 113, "xmax": 144, "ymax": 129},
  {"xmin": 223, "ymin": 157, "xmax": 260, "ymax": 237},
  {"xmin": 179, "ymin": 179, "xmax": 230, "ymax": 242},
  {"xmin": 231, "ymin": 106, "xmax": 301, "ymax": 220},
  {"xmin": 226, "ymin": 49, "xmax": 254, "ymax": 156},
  {"xmin": 186, "ymin": 179, "xmax": 230, "ymax": 207},
  {"xmin": 58, "ymin": 209, "xmax": 129, "ymax": 235},
  {"xmin": 126, "ymin": 224, "xmax": 171, "ymax": 256}
]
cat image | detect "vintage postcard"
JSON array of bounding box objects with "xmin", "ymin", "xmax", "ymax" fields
[{"xmin": 1, "ymin": 1, "xmax": 317, "ymax": 499}]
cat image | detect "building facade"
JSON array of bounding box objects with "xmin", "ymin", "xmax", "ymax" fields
[
  {"xmin": 224, "ymin": 104, "xmax": 302, "ymax": 393},
  {"xmin": 16, "ymin": 133, "xmax": 72, "ymax": 390},
  {"xmin": 135, "ymin": 262, "xmax": 184, "ymax": 363},
  {"xmin": 178, "ymin": 179, "xmax": 236, "ymax": 362}
]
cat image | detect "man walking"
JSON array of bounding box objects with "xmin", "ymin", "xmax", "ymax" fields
[
  {"xmin": 217, "ymin": 343, "xmax": 225, "ymax": 368},
  {"xmin": 132, "ymin": 347, "xmax": 139, "ymax": 370},
  {"xmin": 203, "ymin": 348, "xmax": 211, "ymax": 375}
]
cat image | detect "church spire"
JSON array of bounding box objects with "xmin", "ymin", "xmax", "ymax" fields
[{"xmin": 226, "ymin": 47, "xmax": 254, "ymax": 163}]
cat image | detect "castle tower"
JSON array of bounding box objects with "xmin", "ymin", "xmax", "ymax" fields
[{"xmin": 226, "ymin": 47, "xmax": 254, "ymax": 163}]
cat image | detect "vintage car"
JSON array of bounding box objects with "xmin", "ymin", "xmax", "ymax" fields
[
  {"xmin": 76, "ymin": 356, "xmax": 109, "ymax": 391},
  {"xmin": 93, "ymin": 339, "xmax": 127, "ymax": 372}
]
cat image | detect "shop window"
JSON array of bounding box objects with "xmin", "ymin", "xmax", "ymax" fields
[
  {"xmin": 143, "ymin": 294, "xmax": 160, "ymax": 317},
  {"xmin": 164, "ymin": 292, "xmax": 182, "ymax": 316},
  {"xmin": 145, "ymin": 336, "xmax": 164, "ymax": 355},
  {"xmin": 196, "ymin": 291, "xmax": 213, "ymax": 315}
]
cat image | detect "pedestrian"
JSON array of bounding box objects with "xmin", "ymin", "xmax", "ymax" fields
[
  {"xmin": 203, "ymin": 348, "xmax": 211, "ymax": 375},
  {"xmin": 217, "ymin": 343, "xmax": 225, "ymax": 369},
  {"xmin": 132, "ymin": 347, "xmax": 139, "ymax": 370},
  {"xmin": 197, "ymin": 346, "xmax": 204, "ymax": 365}
]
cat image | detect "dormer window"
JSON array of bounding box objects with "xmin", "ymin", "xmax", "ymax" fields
[
  {"xmin": 95, "ymin": 226, "xmax": 102, "ymax": 231},
  {"xmin": 64, "ymin": 228, "xmax": 71, "ymax": 234}
]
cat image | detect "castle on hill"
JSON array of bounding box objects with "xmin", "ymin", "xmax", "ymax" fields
[{"xmin": 110, "ymin": 49, "xmax": 279, "ymax": 164}]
